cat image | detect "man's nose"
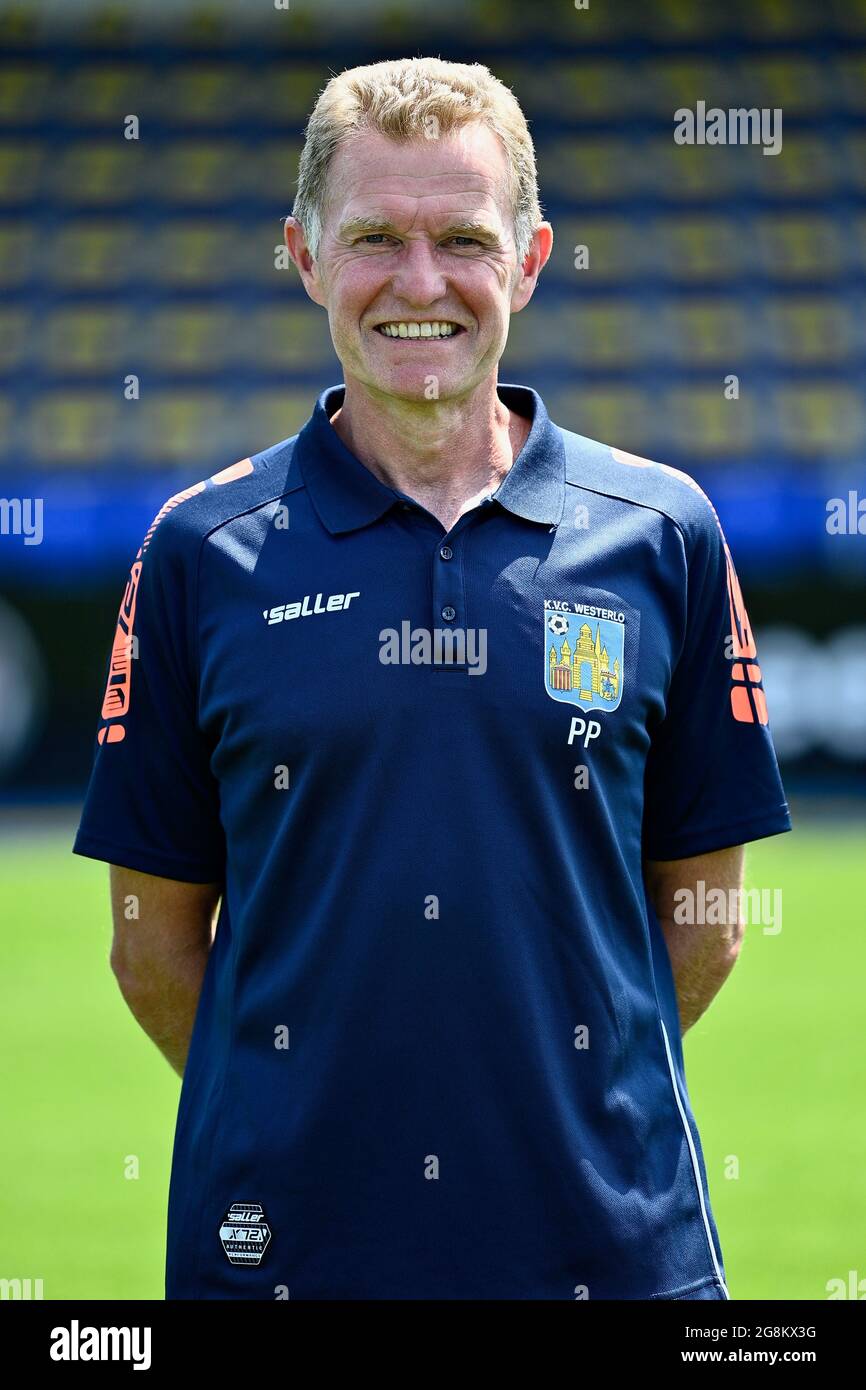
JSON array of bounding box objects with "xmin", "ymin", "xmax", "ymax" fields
[{"xmin": 388, "ymin": 238, "xmax": 450, "ymax": 305}]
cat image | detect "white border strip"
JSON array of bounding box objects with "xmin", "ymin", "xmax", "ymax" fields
[{"xmin": 660, "ymin": 1019, "xmax": 731, "ymax": 1300}]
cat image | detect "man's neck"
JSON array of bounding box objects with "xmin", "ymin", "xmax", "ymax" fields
[{"xmin": 328, "ymin": 379, "xmax": 532, "ymax": 532}]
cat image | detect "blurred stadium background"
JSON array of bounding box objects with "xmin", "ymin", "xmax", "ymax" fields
[{"xmin": 0, "ymin": 0, "xmax": 863, "ymax": 1300}]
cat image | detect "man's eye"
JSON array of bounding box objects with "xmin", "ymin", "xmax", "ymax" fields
[{"xmin": 355, "ymin": 234, "xmax": 481, "ymax": 248}]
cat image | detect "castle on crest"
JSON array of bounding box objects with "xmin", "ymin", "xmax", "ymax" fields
[{"xmin": 549, "ymin": 622, "xmax": 620, "ymax": 701}]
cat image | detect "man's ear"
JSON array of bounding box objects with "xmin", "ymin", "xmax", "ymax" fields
[
  {"xmin": 511, "ymin": 222, "xmax": 554, "ymax": 314},
  {"xmin": 283, "ymin": 215, "xmax": 326, "ymax": 308}
]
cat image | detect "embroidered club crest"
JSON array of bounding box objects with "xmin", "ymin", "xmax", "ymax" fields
[{"xmin": 544, "ymin": 602, "xmax": 625, "ymax": 712}]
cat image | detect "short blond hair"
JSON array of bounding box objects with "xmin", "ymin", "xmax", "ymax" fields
[{"xmin": 292, "ymin": 56, "xmax": 543, "ymax": 265}]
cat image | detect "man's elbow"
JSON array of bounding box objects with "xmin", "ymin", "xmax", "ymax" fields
[
  {"xmin": 109, "ymin": 937, "xmax": 158, "ymax": 1001},
  {"xmin": 110, "ymin": 940, "xmax": 140, "ymax": 998},
  {"xmin": 720, "ymin": 917, "xmax": 745, "ymax": 975}
]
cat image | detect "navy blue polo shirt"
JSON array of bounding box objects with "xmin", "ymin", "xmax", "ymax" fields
[{"xmin": 73, "ymin": 381, "xmax": 791, "ymax": 1300}]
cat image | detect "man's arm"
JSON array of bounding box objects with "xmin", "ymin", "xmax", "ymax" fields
[
  {"xmin": 108, "ymin": 865, "xmax": 222, "ymax": 1078},
  {"xmin": 644, "ymin": 844, "xmax": 745, "ymax": 1036}
]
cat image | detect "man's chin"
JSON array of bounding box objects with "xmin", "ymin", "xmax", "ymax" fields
[{"xmin": 361, "ymin": 366, "xmax": 467, "ymax": 404}]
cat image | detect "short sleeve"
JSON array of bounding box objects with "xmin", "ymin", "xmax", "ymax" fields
[
  {"xmin": 642, "ymin": 507, "xmax": 792, "ymax": 862},
  {"xmin": 72, "ymin": 512, "xmax": 226, "ymax": 883}
]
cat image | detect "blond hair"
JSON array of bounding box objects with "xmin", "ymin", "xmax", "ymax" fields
[{"xmin": 292, "ymin": 56, "xmax": 543, "ymax": 265}]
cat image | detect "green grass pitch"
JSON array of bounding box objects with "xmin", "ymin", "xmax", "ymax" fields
[{"xmin": 0, "ymin": 821, "xmax": 862, "ymax": 1299}]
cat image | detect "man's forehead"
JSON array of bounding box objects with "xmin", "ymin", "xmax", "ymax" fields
[
  {"xmin": 327, "ymin": 125, "xmax": 509, "ymax": 203},
  {"xmin": 335, "ymin": 192, "xmax": 506, "ymax": 238}
]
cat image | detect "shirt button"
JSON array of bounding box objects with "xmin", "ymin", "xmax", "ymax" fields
[
  {"xmin": 441, "ymin": 605, "xmax": 456, "ymax": 622},
  {"xmin": 400, "ymin": 503, "xmax": 412, "ymax": 512},
  {"xmin": 439, "ymin": 545, "xmax": 453, "ymax": 561}
]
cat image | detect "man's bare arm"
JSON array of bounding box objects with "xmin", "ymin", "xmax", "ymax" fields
[
  {"xmin": 108, "ymin": 865, "xmax": 222, "ymax": 1078},
  {"xmin": 644, "ymin": 844, "xmax": 746, "ymax": 1036}
]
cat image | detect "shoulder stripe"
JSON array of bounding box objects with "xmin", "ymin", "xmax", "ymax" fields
[{"xmin": 97, "ymin": 459, "xmax": 253, "ymax": 745}]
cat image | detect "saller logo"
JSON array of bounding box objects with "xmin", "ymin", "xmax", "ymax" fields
[
  {"xmin": 219, "ymin": 1202, "xmax": 272, "ymax": 1266},
  {"xmin": 264, "ymin": 591, "xmax": 360, "ymax": 624}
]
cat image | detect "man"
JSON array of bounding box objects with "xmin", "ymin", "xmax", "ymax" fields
[{"xmin": 73, "ymin": 57, "xmax": 791, "ymax": 1300}]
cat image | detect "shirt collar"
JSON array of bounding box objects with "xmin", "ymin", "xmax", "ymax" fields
[{"xmin": 295, "ymin": 380, "xmax": 566, "ymax": 535}]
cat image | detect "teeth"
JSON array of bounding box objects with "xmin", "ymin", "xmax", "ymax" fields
[{"xmin": 377, "ymin": 321, "xmax": 459, "ymax": 338}]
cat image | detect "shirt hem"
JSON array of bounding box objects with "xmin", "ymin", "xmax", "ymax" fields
[{"xmin": 646, "ymin": 1273, "xmax": 726, "ymax": 1300}]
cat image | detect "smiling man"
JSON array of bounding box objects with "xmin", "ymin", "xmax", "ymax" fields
[{"xmin": 73, "ymin": 57, "xmax": 791, "ymax": 1301}]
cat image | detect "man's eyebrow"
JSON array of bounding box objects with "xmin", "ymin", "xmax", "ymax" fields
[{"xmin": 337, "ymin": 215, "xmax": 501, "ymax": 242}]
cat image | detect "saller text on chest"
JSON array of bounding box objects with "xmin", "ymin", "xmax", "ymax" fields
[{"xmin": 263, "ymin": 591, "xmax": 361, "ymax": 625}]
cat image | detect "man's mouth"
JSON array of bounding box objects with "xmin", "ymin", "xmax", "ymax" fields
[{"xmin": 373, "ymin": 321, "xmax": 464, "ymax": 339}]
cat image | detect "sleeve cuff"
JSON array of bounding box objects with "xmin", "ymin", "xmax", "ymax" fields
[
  {"xmin": 72, "ymin": 830, "xmax": 224, "ymax": 885},
  {"xmin": 643, "ymin": 805, "xmax": 793, "ymax": 862}
]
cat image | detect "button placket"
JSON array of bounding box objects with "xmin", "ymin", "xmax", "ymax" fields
[{"xmin": 430, "ymin": 521, "xmax": 471, "ymax": 645}]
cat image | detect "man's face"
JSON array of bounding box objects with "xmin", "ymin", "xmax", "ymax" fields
[{"xmin": 288, "ymin": 122, "xmax": 545, "ymax": 402}]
